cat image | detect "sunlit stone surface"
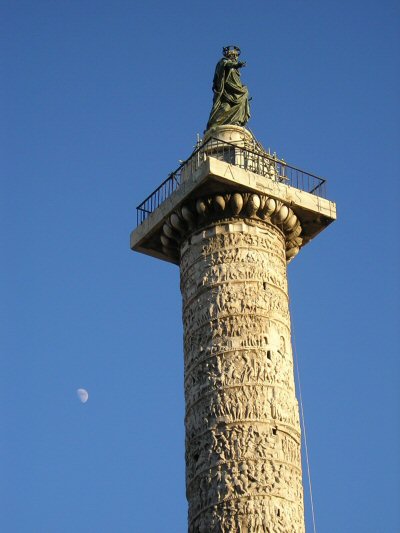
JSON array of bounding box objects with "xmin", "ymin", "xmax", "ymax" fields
[
  {"xmin": 130, "ymin": 124, "xmax": 336, "ymax": 532},
  {"xmin": 180, "ymin": 219, "xmax": 304, "ymax": 532}
]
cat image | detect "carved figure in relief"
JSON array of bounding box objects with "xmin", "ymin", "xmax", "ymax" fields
[
  {"xmin": 223, "ymin": 468, "xmax": 235, "ymax": 498},
  {"xmin": 197, "ymin": 444, "xmax": 209, "ymax": 471},
  {"xmin": 245, "ymin": 499, "xmax": 256, "ymax": 530},
  {"xmin": 198, "ymin": 514, "xmax": 208, "ymax": 533},
  {"xmin": 245, "ymin": 426, "xmax": 258, "ymax": 458},
  {"xmin": 213, "ymin": 431, "xmax": 230, "ymax": 462},
  {"xmin": 224, "ymin": 513, "xmax": 235, "ymax": 532},
  {"xmin": 241, "ymin": 462, "xmax": 260, "ymax": 493},
  {"xmin": 231, "ymin": 429, "xmax": 242, "ymax": 458},
  {"xmin": 279, "ymin": 335, "xmax": 287, "ymax": 356}
]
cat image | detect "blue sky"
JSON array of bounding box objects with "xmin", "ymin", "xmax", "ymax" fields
[{"xmin": 2, "ymin": 1, "xmax": 399, "ymax": 531}]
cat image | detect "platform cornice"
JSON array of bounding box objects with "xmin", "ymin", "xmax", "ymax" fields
[{"xmin": 130, "ymin": 156, "xmax": 336, "ymax": 264}]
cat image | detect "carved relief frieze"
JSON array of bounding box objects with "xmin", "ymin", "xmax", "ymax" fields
[
  {"xmin": 184, "ymin": 349, "xmax": 295, "ymax": 407},
  {"xmin": 187, "ymin": 459, "xmax": 304, "ymax": 531},
  {"xmin": 180, "ymin": 219, "xmax": 304, "ymax": 531}
]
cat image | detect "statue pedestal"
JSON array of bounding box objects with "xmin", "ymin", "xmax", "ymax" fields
[{"xmin": 203, "ymin": 124, "xmax": 255, "ymax": 146}]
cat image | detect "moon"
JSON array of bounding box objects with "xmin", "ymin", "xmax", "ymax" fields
[{"xmin": 76, "ymin": 388, "xmax": 89, "ymax": 403}]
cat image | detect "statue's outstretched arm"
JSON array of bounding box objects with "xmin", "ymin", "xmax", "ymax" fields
[{"xmin": 224, "ymin": 59, "xmax": 246, "ymax": 69}]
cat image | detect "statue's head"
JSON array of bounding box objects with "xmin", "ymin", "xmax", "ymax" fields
[{"xmin": 223, "ymin": 45, "xmax": 241, "ymax": 60}]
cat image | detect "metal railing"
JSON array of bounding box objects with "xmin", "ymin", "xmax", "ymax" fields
[
  {"xmin": 136, "ymin": 140, "xmax": 207, "ymax": 225},
  {"xmin": 136, "ymin": 172, "xmax": 181, "ymax": 226},
  {"xmin": 136, "ymin": 137, "xmax": 327, "ymax": 225}
]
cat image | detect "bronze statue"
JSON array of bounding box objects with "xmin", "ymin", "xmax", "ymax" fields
[{"xmin": 206, "ymin": 46, "xmax": 250, "ymax": 132}]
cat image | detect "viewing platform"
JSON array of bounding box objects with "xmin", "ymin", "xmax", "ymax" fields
[{"xmin": 131, "ymin": 127, "xmax": 337, "ymax": 264}]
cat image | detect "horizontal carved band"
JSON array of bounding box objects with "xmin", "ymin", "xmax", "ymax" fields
[{"xmin": 160, "ymin": 192, "xmax": 303, "ymax": 262}]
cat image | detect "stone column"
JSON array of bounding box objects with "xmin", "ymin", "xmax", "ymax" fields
[
  {"xmin": 175, "ymin": 193, "xmax": 304, "ymax": 532},
  {"xmin": 131, "ymin": 118, "xmax": 336, "ymax": 531}
]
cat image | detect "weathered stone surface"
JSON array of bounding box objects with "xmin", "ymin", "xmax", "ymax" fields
[
  {"xmin": 180, "ymin": 219, "xmax": 305, "ymax": 532},
  {"xmin": 160, "ymin": 192, "xmax": 303, "ymax": 264},
  {"xmin": 130, "ymin": 125, "xmax": 337, "ymax": 531}
]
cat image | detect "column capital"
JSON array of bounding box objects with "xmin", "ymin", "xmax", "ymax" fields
[{"xmin": 161, "ymin": 192, "xmax": 303, "ymax": 263}]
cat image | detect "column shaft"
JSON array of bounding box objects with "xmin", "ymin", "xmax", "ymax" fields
[{"xmin": 180, "ymin": 219, "xmax": 304, "ymax": 533}]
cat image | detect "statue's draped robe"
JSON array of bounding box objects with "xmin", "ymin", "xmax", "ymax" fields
[{"xmin": 206, "ymin": 58, "xmax": 250, "ymax": 131}]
